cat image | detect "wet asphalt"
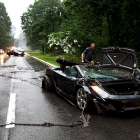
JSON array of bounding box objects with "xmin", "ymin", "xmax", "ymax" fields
[{"xmin": 0, "ymin": 54, "xmax": 140, "ymax": 140}]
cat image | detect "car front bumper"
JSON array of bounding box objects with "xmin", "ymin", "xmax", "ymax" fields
[{"xmin": 93, "ymin": 97, "xmax": 140, "ymax": 113}]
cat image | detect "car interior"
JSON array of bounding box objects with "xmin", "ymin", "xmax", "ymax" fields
[{"xmin": 64, "ymin": 66, "xmax": 82, "ymax": 78}]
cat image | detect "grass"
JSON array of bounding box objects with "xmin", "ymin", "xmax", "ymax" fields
[
  {"xmin": 26, "ymin": 50, "xmax": 81, "ymax": 66},
  {"xmin": 26, "ymin": 50, "xmax": 59, "ymax": 66}
]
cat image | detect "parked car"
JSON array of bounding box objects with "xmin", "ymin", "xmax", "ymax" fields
[
  {"xmin": 7, "ymin": 48, "xmax": 25, "ymax": 57},
  {"xmin": 42, "ymin": 47, "xmax": 140, "ymax": 113},
  {"xmin": 0, "ymin": 49, "xmax": 4, "ymax": 54}
]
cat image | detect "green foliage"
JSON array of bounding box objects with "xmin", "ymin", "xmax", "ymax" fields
[
  {"xmin": 0, "ymin": 2, "xmax": 12, "ymax": 49},
  {"xmin": 62, "ymin": 53, "xmax": 81, "ymax": 62},
  {"xmin": 26, "ymin": 50, "xmax": 81, "ymax": 65},
  {"xmin": 47, "ymin": 31, "xmax": 80, "ymax": 55},
  {"xmin": 26, "ymin": 50, "xmax": 59, "ymax": 66},
  {"xmin": 21, "ymin": 0, "xmax": 63, "ymax": 51},
  {"xmin": 22, "ymin": 0, "xmax": 140, "ymax": 60}
]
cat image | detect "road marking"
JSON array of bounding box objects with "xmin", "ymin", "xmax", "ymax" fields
[
  {"xmin": 5, "ymin": 77, "xmax": 17, "ymax": 128},
  {"xmin": 5, "ymin": 93, "xmax": 16, "ymax": 128},
  {"xmin": 4, "ymin": 82, "xmax": 16, "ymax": 139}
]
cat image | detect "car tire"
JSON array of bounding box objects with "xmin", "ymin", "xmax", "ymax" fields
[
  {"xmin": 76, "ymin": 87, "xmax": 90, "ymax": 110},
  {"xmin": 42, "ymin": 76, "xmax": 53, "ymax": 91}
]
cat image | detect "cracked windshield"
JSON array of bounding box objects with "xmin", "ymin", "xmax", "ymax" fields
[{"xmin": 80, "ymin": 66, "xmax": 132, "ymax": 79}]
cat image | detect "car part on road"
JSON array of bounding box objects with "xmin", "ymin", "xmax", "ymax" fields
[{"xmin": 80, "ymin": 110, "xmax": 91, "ymax": 127}]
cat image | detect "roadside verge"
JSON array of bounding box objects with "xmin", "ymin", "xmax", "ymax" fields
[{"xmin": 26, "ymin": 53, "xmax": 58, "ymax": 68}]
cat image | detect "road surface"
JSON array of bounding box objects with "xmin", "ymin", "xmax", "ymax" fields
[{"xmin": 0, "ymin": 53, "xmax": 140, "ymax": 140}]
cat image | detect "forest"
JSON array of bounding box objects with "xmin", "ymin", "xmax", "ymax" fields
[
  {"xmin": 21, "ymin": 0, "xmax": 140, "ymax": 56},
  {"xmin": 0, "ymin": 2, "xmax": 13, "ymax": 50}
]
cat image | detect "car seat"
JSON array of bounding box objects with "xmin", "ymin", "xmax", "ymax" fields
[{"xmin": 64, "ymin": 67, "xmax": 77, "ymax": 77}]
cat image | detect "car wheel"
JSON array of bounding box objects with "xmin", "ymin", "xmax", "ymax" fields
[
  {"xmin": 42, "ymin": 76, "xmax": 53, "ymax": 91},
  {"xmin": 76, "ymin": 88, "xmax": 89, "ymax": 110},
  {"xmin": 42, "ymin": 79, "xmax": 45, "ymax": 88}
]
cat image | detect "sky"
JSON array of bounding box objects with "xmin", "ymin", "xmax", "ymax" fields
[{"xmin": 0, "ymin": 0, "xmax": 35, "ymax": 38}]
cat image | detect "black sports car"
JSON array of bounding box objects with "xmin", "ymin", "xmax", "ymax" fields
[{"xmin": 42, "ymin": 47, "xmax": 140, "ymax": 113}]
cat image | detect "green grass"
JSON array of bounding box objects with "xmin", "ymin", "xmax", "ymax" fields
[
  {"xmin": 26, "ymin": 50, "xmax": 59, "ymax": 66},
  {"xmin": 26, "ymin": 50, "xmax": 81, "ymax": 66}
]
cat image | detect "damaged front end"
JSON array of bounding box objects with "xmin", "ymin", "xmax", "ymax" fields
[
  {"xmin": 88, "ymin": 47, "xmax": 140, "ymax": 113},
  {"xmin": 91, "ymin": 79, "xmax": 140, "ymax": 113}
]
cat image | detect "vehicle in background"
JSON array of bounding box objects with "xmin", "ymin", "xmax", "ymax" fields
[
  {"xmin": 0, "ymin": 49, "xmax": 4, "ymax": 54},
  {"xmin": 7, "ymin": 48, "xmax": 25, "ymax": 57}
]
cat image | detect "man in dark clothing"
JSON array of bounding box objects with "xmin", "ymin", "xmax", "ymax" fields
[{"xmin": 81, "ymin": 43, "xmax": 95, "ymax": 62}]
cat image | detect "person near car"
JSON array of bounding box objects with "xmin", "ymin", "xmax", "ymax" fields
[{"xmin": 81, "ymin": 43, "xmax": 95, "ymax": 63}]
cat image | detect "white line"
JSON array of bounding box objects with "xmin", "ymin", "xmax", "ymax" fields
[{"xmin": 5, "ymin": 93, "xmax": 16, "ymax": 128}]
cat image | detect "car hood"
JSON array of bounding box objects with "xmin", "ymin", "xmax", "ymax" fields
[{"xmin": 97, "ymin": 47, "xmax": 138, "ymax": 72}]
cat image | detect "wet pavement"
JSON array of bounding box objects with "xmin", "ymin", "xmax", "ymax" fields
[
  {"xmin": 0, "ymin": 54, "xmax": 9, "ymax": 65},
  {"xmin": 0, "ymin": 54, "xmax": 140, "ymax": 140}
]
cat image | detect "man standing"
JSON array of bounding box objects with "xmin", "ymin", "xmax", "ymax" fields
[{"xmin": 81, "ymin": 43, "xmax": 95, "ymax": 62}]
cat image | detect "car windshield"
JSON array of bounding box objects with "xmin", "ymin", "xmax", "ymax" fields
[{"xmin": 79, "ymin": 65, "xmax": 132, "ymax": 79}]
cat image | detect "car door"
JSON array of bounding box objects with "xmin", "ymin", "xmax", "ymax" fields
[
  {"xmin": 52, "ymin": 66, "xmax": 82, "ymax": 96},
  {"xmin": 63, "ymin": 67, "xmax": 82, "ymax": 96},
  {"xmin": 52, "ymin": 70, "xmax": 68, "ymax": 93}
]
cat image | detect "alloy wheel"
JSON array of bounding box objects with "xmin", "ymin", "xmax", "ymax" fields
[{"xmin": 77, "ymin": 88, "xmax": 88, "ymax": 110}]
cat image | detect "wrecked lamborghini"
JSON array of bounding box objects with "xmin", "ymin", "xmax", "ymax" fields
[{"xmin": 42, "ymin": 47, "xmax": 140, "ymax": 113}]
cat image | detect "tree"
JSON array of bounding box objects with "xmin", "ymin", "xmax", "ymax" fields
[
  {"xmin": 59, "ymin": 0, "xmax": 108, "ymax": 54},
  {"xmin": 21, "ymin": 0, "xmax": 140, "ymax": 56},
  {"xmin": 0, "ymin": 2, "xmax": 12, "ymax": 49},
  {"xmin": 21, "ymin": 0, "xmax": 63, "ymax": 52}
]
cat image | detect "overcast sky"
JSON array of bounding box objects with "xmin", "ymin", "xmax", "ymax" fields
[{"xmin": 0, "ymin": 0, "xmax": 35, "ymax": 38}]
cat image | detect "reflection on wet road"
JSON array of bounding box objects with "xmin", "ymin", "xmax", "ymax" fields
[
  {"xmin": 0, "ymin": 54, "xmax": 4, "ymax": 65},
  {"xmin": 0, "ymin": 53, "xmax": 9, "ymax": 66}
]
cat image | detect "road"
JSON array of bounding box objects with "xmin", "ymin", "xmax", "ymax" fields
[{"xmin": 0, "ymin": 53, "xmax": 140, "ymax": 140}]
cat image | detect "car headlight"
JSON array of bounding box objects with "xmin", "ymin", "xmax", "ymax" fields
[{"xmin": 91, "ymin": 86, "xmax": 109, "ymax": 98}]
